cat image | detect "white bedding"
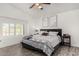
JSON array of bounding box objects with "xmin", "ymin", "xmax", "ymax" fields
[
  {"xmin": 22, "ymin": 34, "xmax": 61, "ymax": 56},
  {"xmin": 32, "ymin": 34, "xmax": 61, "ymax": 48}
]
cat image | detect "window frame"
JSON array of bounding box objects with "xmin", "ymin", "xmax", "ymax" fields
[{"xmin": 2, "ymin": 23, "xmax": 24, "ymax": 36}]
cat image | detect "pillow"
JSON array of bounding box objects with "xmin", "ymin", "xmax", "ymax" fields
[
  {"xmin": 42, "ymin": 32, "xmax": 48, "ymax": 36},
  {"xmin": 39, "ymin": 31, "xmax": 47, "ymax": 35},
  {"xmin": 48, "ymin": 32, "xmax": 58, "ymax": 36}
]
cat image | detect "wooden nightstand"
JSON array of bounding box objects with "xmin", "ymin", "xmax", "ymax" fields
[{"xmin": 62, "ymin": 34, "xmax": 71, "ymax": 47}]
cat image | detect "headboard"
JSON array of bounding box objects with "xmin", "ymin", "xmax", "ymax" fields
[{"xmin": 40, "ymin": 29, "xmax": 62, "ymax": 40}]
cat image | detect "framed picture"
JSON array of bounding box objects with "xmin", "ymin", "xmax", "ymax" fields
[
  {"xmin": 42, "ymin": 17, "xmax": 49, "ymax": 27},
  {"xmin": 49, "ymin": 16, "xmax": 57, "ymax": 27},
  {"xmin": 42, "ymin": 15, "xmax": 57, "ymax": 28}
]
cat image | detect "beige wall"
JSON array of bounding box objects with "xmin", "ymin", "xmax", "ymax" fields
[
  {"xmin": 0, "ymin": 4, "xmax": 28, "ymax": 48},
  {"xmin": 58, "ymin": 9, "xmax": 79, "ymax": 47}
]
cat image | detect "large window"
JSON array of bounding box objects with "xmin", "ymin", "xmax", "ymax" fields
[
  {"xmin": 2, "ymin": 23, "xmax": 9, "ymax": 36},
  {"xmin": 9, "ymin": 24, "xmax": 14, "ymax": 35},
  {"xmin": 16, "ymin": 24, "xmax": 23, "ymax": 35},
  {"xmin": 2, "ymin": 23, "xmax": 24, "ymax": 36}
]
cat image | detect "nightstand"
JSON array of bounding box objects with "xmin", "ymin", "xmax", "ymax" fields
[{"xmin": 62, "ymin": 34, "xmax": 71, "ymax": 47}]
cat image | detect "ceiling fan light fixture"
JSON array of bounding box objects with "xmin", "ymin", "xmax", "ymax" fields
[
  {"xmin": 38, "ymin": 5, "xmax": 42, "ymax": 9},
  {"xmin": 30, "ymin": 3, "xmax": 51, "ymax": 10},
  {"xmin": 35, "ymin": 3, "xmax": 40, "ymax": 6}
]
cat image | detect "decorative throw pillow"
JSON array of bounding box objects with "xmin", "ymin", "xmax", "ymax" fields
[{"xmin": 42, "ymin": 32, "xmax": 48, "ymax": 36}]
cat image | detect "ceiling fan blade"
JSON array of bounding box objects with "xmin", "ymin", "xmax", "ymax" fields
[
  {"xmin": 30, "ymin": 4, "xmax": 35, "ymax": 8},
  {"xmin": 42, "ymin": 3, "xmax": 51, "ymax": 5},
  {"xmin": 30, "ymin": 3, "xmax": 51, "ymax": 10}
]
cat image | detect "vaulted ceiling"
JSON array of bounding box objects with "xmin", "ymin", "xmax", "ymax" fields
[{"xmin": 0, "ymin": 3, "xmax": 79, "ymax": 21}]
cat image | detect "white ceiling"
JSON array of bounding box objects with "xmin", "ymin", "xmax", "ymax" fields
[
  {"xmin": 7, "ymin": 3, "xmax": 79, "ymax": 20},
  {"xmin": 0, "ymin": 3, "xmax": 79, "ymax": 19},
  {"xmin": 9, "ymin": 3, "xmax": 79, "ymax": 16}
]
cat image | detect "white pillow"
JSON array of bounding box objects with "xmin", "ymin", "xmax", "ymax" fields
[{"xmin": 49, "ymin": 32, "xmax": 58, "ymax": 36}]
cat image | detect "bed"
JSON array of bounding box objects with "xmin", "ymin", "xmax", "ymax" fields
[{"xmin": 21, "ymin": 29, "xmax": 62, "ymax": 56}]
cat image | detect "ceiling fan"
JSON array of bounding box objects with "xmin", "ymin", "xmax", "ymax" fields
[{"xmin": 30, "ymin": 3, "xmax": 51, "ymax": 10}]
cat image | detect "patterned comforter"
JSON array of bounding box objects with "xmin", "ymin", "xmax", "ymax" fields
[{"xmin": 22, "ymin": 34, "xmax": 61, "ymax": 56}]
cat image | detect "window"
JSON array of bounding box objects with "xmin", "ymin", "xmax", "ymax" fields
[
  {"xmin": 2, "ymin": 23, "xmax": 9, "ymax": 36},
  {"xmin": 2, "ymin": 23, "xmax": 24, "ymax": 36},
  {"xmin": 15, "ymin": 24, "xmax": 23, "ymax": 35},
  {"xmin": 9, "ymin": 24, "xmax": 14, "ymax": 35}
]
